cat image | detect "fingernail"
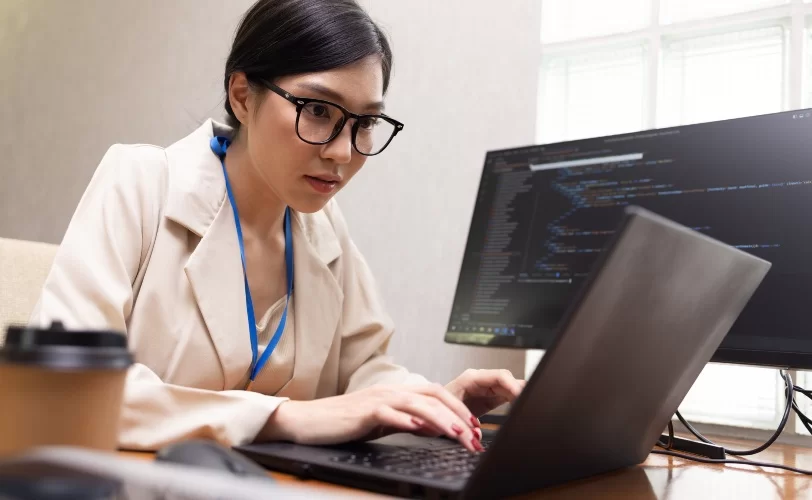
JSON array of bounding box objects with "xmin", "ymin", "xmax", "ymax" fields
[
  {"xmin": 474, "ymin": 428, "xmax": 482, "ymax": 439},
  {"xmin": 411, "ymin": 417, "xmax": 425, "ymax": 427},
  {"xmin": 470, "ymin": 416, "xmax": 481, "ymax": 428},
  {"xmin": 451, "ymin": 424, "xmax": 464, "ymax": 435},
  {"xmin": 471, "ymin": 438, "xmax": 484, "ymax": 452}
]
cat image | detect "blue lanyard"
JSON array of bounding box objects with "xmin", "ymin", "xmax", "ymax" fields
[{"xmin": 210, "ymin": 136, "xmax": 294, "ymax": 391}]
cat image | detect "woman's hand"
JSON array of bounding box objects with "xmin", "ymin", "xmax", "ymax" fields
[
  {"xmin": 259, "ymin": 383, "xmax": 485, "ymax": 452},
  {"xmin": 445, "ymin": 369, "xmax": 525, "ymax": 417}
]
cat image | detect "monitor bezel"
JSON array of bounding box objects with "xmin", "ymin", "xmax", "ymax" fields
[{"xmin": 443, "ymin": 108, "xmax": 812, "ymax": 371}]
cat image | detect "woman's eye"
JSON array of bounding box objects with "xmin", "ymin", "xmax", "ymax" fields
[
  {"xmin": 359, "ymin": 117, "xmax": 379, "ymax": 130},
  {"xmin": 305, "ymin": 103, "xmax": 330, "ymax": 118}
]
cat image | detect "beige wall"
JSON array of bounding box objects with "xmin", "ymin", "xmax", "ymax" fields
[
  {"xmin": 1, "ymin": 1, "xmax": 540, "ymax": 383},
  {"xmin": 1, "ymin": 0, "xmax": 250, "ymax": 243}
]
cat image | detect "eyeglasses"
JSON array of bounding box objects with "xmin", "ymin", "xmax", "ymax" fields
[{"xmin": 261, "ymin": 81, "xmax": 404, "ymax": 156}]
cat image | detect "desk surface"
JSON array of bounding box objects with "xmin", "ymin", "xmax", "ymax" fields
[{"xmin": 120, "ymin": 433, "xmax": 812, "ymax": 499}]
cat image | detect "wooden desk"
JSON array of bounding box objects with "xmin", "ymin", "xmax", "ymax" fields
[
  {"xmin": 120, "ymin": 434, "xmax": 812, "ymax": 499},
  {"xmin": 525, "ymin": 437, "xmax": 812, "ymax": 500}
]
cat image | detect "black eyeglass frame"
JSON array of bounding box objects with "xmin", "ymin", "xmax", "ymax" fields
[{"xmin": 261, "ymin": 80, "xmax": 404, "ymax": 156}]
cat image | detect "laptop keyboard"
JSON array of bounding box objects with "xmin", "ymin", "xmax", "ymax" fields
[{"xmin": 329, "ymin": 440, "xmax": 490, "ymax": 482}]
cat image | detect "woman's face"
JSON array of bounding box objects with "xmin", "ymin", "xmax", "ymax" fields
[{"xmin": 237, "ymin": 56, "xmax": 386, "ymax": 214}]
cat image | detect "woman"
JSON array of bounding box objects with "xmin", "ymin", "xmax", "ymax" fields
[{"xmin": 30, "ymin": 0, "xmax": 523, "ymax": 453}]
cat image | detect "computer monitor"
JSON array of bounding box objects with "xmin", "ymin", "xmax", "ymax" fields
[{"xmin": 445, "ymin": 108, "xmax": 812, "ymax": 369}]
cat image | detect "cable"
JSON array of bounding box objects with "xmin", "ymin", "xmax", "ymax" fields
[
  {"xmin": 792, "ymin": 402, "xmax": 812, "ymax": 436},
  {"xmin": 674, "ymin": 370, "xmax": 794, "ymax": 456},
  {"xmin": 651, "ymin": 448, "xmax": 812, "ymax": 475},
  {"xmin": 794, "ymin": 386, "xmax": 812, "ymax": 404},
  {"xmin": 674, "ymin": 411, "xmax": 713, "ymax": 444},
  {"xmin": 657, "ymin": 420, "xmax": 675, "ymax": 449},
  {"xmin": 792, "ymin": 387, "xmax": 812, "ymax": 436},
  {"xmin": 653, "ymin": 371, "xmax": 812, "ymax": 476}
]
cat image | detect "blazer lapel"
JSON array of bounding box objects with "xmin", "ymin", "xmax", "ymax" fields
[
  {"xmin": 162, "ymin": 119, "xmax": 252, "ymax": 390},
  {"xmin": 276, "ymin": 210, "xmax": 343, "ymax": 399},
  {"xmin": 184, "ymin": 198, "xmax": 252, "ymax": 390}
]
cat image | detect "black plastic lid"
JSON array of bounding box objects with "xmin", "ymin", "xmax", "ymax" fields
[{"xmin": 0, "ymin": 322, "xmax": 133, "ymax": 370}]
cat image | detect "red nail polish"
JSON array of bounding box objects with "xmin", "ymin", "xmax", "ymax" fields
[
  {"xmin": 470, "ymin": 416, "xmax": 481, "ymax": 428},
  {"xmin": 471, "ymin": 438, "xmax": 484, "ymax": 452},
  {"xmin": 474, "ymin": 428, "xmax": 482, "ymax": 439},
  {"xmin": 451, "ymin": 424, "xmax": 464, "ymax": 435}
]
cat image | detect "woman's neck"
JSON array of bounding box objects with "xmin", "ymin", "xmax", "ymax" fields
[{"xmin": 223, "ymin": 134, "xmax": 287, "ymax": 240}]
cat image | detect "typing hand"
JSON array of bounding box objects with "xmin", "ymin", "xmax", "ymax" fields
[
  {"xmin": 259, "ymin": 384, "xmax": 485, "ymax": 452},
  {"xmin": 445, "ymin": 369, "xmax": 526, "ymax": 418}
]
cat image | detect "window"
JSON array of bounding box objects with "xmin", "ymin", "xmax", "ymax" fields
[
  {"xmin": 658, "ymin": 27, "xmax": 786, "ymax": 127},
  {"xmin": 535, "ymin": 0, "xmax": 812, "ymax": 433},
  {"xmin": 806, "ymin": 28, "xmax": 812, "ymax": 106},
  {"xmin": 541, "ymin": 0, "xmax": 650, "ymax": 43},
  {"xmin": 660, "ymin": 0, "xmax": 788, "ymax": 24},
  {"xmin": 537, "ymin": 46, "xmax": 647, "ymax": 142}
]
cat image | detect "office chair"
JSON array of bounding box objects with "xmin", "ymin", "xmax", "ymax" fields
[{"xmin": 0, "ymin": 238, "xmax": 58, "ymax": 346}]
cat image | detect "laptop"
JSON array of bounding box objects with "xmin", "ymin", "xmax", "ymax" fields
[{"xmin": 236, "ymin": 206, "xmax": 771, "ymax": 499}]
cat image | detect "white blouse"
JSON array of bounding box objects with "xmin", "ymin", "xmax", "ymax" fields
[{"xmin": 237, "ymin": 293, "xmax": 295, "ymax": 394}]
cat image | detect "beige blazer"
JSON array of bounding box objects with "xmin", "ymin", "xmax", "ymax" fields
[{"xmin": 30, "ymin": 120, "xmax": 426, "ymax": 451}]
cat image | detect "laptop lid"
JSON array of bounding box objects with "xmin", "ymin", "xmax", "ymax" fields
[{"xmin": 464, "ymin": 206, "xmax": 771, "ymax": 499}]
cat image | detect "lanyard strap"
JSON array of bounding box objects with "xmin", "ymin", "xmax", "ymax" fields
[{"xmin": 210, "ymin": 136, "xmax": 294, "ymax": 389}]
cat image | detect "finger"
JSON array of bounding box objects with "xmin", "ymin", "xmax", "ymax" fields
[
  {"xmin": 416, "ymin": 384, "xmax": 479, "ymax": 430},
  {"xmin": 473, "ymin": 370, "xmax": 524, "ymax": 401},
  {"xmin": 395, "ymin": 394, "xmax": 481, "ymax": 452},
  {"xmin": 481, "ymin": 385, "xmax": 518, "ymax": 405},
  {"xmin": 492, "ymin": 370, "xmax": 524, "ymax": 398},
  {"xmin": 372, "ymin": 405, "xmax": 424, "ymax": 434},
  {"xmin": 415, "ymin": 397, "xmax": 483, "ymax": 452},
  {"xmin": 458, "ymin": 382, "xmax": 514, "ymax": 409},
  {"xmin": 414, "ymin": 421, "xmax": 445, "ymax": 438}
]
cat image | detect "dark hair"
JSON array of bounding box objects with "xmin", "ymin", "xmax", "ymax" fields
[{"xmin": 224, "ymin": 0, "xmax": 392, "ymax": 129}]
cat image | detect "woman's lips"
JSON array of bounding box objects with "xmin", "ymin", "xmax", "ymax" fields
[{"xmin": 305, "ymin": 175, "xmax": 339, "ymax": 194}]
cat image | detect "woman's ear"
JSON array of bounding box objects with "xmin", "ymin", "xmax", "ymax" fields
[{"xmin": 228, "ymin": 72, "xmax": 252, "ymax": 126}]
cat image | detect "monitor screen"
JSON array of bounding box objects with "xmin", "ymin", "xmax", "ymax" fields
[{"xmin": 445, "ymin": 109, "xmax": 812, "ymax": 369}]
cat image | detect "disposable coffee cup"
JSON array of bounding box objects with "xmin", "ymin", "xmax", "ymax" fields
[{"xmin": 0, "ymin": 321, "xmax": 133, "ymax": 457}]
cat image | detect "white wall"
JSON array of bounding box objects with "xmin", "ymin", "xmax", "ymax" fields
[
  {"xmin": 1, "ymin": 0, "xmax": 540, "ymax": 383},
  {"xmin": 1, "ymin": 0, "xmax": 250, "ymax": 243},
  {"xmin": 346, "ymin": 2, "xmax": 541, "ymax": 382}
]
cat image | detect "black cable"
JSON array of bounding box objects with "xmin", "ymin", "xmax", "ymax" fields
[
  {"xmin": 651, "ymin": 448, "xmax": 812, "ymax": 475},
  {"xmin": 793, "ymin": 402, "xmax": 812, "ymax": 436},
  {"xmin": 792, "ymin": 404, "xmax": 812, "ymax": 424},
  {"xmin": 675, "ymin": 411, "xmax": 713, "ymax": 444},
  {"xmin": 657, "ymin": 420, "xmax": 675, "ymax": 449},
  {"xmin": 793, "ymin": 402, "xmax": 812, "ymax": 424},
  {"xmin": 791, "ymin": 386, "xmax": 812, "ymax": 436},
  {"xmin": 652, "ymin": 372, "xmax": 812, "ymax": 477},
  {"xmin": 794, "ymin": 386, "xmax": 812, "ymax": 401},
  {"xmin": 674, "ymin": 370, "xmax": 794, "ymax": 456}
]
